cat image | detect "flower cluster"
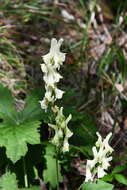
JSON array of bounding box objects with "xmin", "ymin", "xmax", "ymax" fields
[
  {"xmin": 48, "ymin": 107, "xmax": 73, "ymax": 153},
  {"xmin": 40, "ymin": 38, "xmax": 65, "ymax": 110},
  {"xmin": 85, "ymin": 132, "xmax": 113, "ymax": 182}
]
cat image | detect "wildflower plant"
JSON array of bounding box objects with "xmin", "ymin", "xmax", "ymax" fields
[
  {"xmin": 40, "ymin": 38, "xmax": 114, "ymax": 190},
  {"xmin": 40, "ymin": 38, "xmax": 73, "ymax": 154},
  {"xmin": 40, "ymin": 38, "xmax": 65, "ymax": 111},
  {"xmin": 85, "ymin": 132, "xmax": 114, "ymax": 182}
]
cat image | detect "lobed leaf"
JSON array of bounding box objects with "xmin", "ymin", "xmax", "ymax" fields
[
  {"xmin": 20, "ymin": 88, "xmax": 44, "ymax": 123},
  {"xmin": 0, "ymin": 85, "xmax": 17, "ymax": 124},
  {"xmin": 0, "ymin": 121, "xmax": 41, "ymax": 163},
  {"xmin": 0, "ymin": 172, "xmax": 18, "ymax": 190}
]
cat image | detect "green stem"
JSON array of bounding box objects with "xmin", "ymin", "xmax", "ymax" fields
[
  {"xmin": 56, "ymin": 147, "xmax": 59, "ymax": 190},
  {"xmin": 23, "ymin": 157, "xmax": 28, "ymax": 188},
  {"xmin": 77, "ymin": 183, "xmax": 83, "ymax": 190}
]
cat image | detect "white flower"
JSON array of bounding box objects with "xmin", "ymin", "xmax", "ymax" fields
[
  {"xmin": 40, "ymin": 38, "xmax": 65, "ymax": 110},
  {"xmin": 41, "ymin": 63, "xmax": 62, "ymax": 87},
  {"xmin": 43, "ymin": 38, "xmax": 65, "ymax": 69},
  {"xmin": 40, "ymin": 99, "xmax": 47, "ymax": 110},
  {"xmin": 48, "ymin": 107, "xmax": 73, "ymax": 153},
  {"xmin": 45, "ymin": 90, "xmax": 54, "ymax": 102},
  {"xmin": 85, "ymin": 132, "xmax": 113, "ymax": 182},
  {"xmin": 62, "ymin": 138, "xmax": 69, "ymax": 153},
  {"xmin": 54, "ymin": 88, "xmax": 64, "ymax": 99},
  {"xmin": 97, "ymin": 167, "xmax": 106, "ymax": 178}
]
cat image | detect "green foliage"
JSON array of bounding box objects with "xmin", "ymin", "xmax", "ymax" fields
[
  {"xmin": 43, "ymin": 143, "xmax": 63, "ymax": 188},
  {"xmin": 98, "ymin": 49, "xmax": 113, "ymax": 74},
  {"xmin": 71, "ymin": 144, "xmax": 93, "ymax": 157},
  {"xmin": 21, "ymin": 186, "xmax": 39, "ymax": 190},
  {"xmin": 0, "ymin": 172, "xmax": 18, "ymax": 190},
  {"xmin": 112, "ymin": 165, "xmax": 127, "ymax": 174},
  {"xmin": 20, "ymin": 88, "xmax": 43, "ymax": 123},
  {"xmin": 0, "ymin": 0, "xmax": 53, "ymax": 23},
  {"xmin": 82, "ymin": 180, "xmax": 114, "ymax": 190},
  {"xmin": 98, "ymin": 48, "xmax": 127, "ymax": 85},
  {"xmin": 71, "ymin": 113, "xmax": 97, "ymax": 146},
  {"xmin": 0, "ymin": 121, "xmax": 40, "ymax": 163},
  {"xmin": 103, "ymin": 165, "xmax": 127, "ymax": 186},
  {"xmin": 117, "ymin": 50, "xmax": 127, "ymax": 83},
  {"xmin": 0, "ymin": 172, "xmax": 39, "ymax": 190},
  {"xmin": 114, "ymin": 174, "xmax": 127, "ymax": 186},
  {"xmin": 0, "ymin": 85, "xmax": 42, "ymax": 163},
  {"xmin": 0, "ymin": 84, "xmax": 17, "ymax": 123}
]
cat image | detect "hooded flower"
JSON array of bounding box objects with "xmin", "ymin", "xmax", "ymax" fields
[
  {"xmin": 40, "ymin": 38, "xmax": 65, "ymax": 110},
  {"xmin": 48, "ymin": 107, "xmax": 73, "ymax": 153},
  {"xmin": 85, "ymin": 132, "xmax": 113, "ymax": 182},
  {"xmin": 43, "ymin": 38, "xmax": 65, "ymax": 69}
]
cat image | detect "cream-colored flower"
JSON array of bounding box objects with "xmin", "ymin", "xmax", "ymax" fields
[
  {"xmin": 54, "ymin": 88, "xmax": 64, "ymax": 99},
  {"xmin": 85, "ymin": 132, "xmax": 113, "ymax": 182},
  {"xmin": 40, "ymin": 39, "xmax": 65, "ymax": 110},
  {"xmin": 43, "ymin": 38, "xmax": 65, "ymax": 69},
  {"xmin": 97, "ymin": 167, "xmax": 106, "ymax": 178},
  {"xmin": 42, "ymin": 64, "xmax": 62, "ymax": 86},
  {"xmin": 40, "ymin": 99, "xmax": 47, "ymax": 110},
  {"xmin": 62, "ymin": 138, "xmax": 69, "ymax": 153},
  {"xmin": 48, "ymin": 107, "xmax": 73, "ymax": 153}
]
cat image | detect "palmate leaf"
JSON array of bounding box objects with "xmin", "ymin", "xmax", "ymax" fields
[
  {"xmin": 43, "ymin": 143, "xmax": 63, "ymax": 188},
  {"xmin": 20, "ymin": 88, "xmax": 44, "ymax": 123},
  {"xmin": 0, "ymin": 172, "xmax": 39, "ymax": 190},
  {"xmin": 0, "ymin": 172, "xmax": 18, "ymax": 190},
  {"xmin": 0, "ymin": 121, "xmax": 41, "ymax": 163},
  {"xmin": 0, "ymin": 85, "xmax": 42, "ymax": 163},
  {"xmin": 0, "ymin": 84, "xmax": 17, "ymax": 123},
  {"xmin": 0, "ymin": 85, "xmax": 43, "ymax": 124}
]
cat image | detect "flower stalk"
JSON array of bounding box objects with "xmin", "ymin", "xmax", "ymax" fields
[
  {"xmin": 40, "ymin": 38, "xmax": 73, "ymax": 189},
  {"xmin": 40, "ymin": 38, "xmax": 65, "ymax": 111}
]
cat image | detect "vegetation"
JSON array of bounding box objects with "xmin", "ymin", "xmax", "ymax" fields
[{"xmin": 0, "ymin": 0, "xmax": 127, "ymax": 189}]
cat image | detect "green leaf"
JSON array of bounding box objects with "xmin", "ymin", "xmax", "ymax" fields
[
  {"xmin": 82, "ymin": 180, "xmax": 114, "ymax": 190},
  {"xmin": 0, "ymin": 85, "xmax": 17, "ymax": 123},
  {"xmin": 98, "ymin": 49, "xmax": 113, "ymax": 74},
  {"xmin": 0, "ymin": 86, "xmax": 41, "ymax": 163},
  {"xmin": 0, "ymin": 172, "xmax": 39, "ymax": 190},
  {"xmin": 117, "ymin": 50, "xmax": 127, "ymax": 82},
  {"xmin": 20, "ymin": 89, "xmax": 43, "ymax": 123},
  {"xmin": 43, "ymin": 143, "xmax": 63, "ymax": 188},
  {"xmin": 112, "ymin": 165, "xmax": 127, "ymax": 175},
  {"xmin": 114, "ymin": 174, "xmax": 127, "ymax": 186},
  {"xmin": 102, "ymin": 174, "xmax": 113, "ymax": 182},
  {"xmin": 0, "ymin": 85, "xmax": 44, "ymax": 124},
  {"xmin": 0, "ymin": 121, "xmax": 40, "ymax": 163},
  {"xmin": 0, "ymin": 172, "xmax": 18, "ymax": 190},
  {"xmin": 71, "ymin": 114, "xmax": 97, "ymax": 146},
  {"xmin": 71, "ymin": 145, "xmax": 93, "ymax": 157}
]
